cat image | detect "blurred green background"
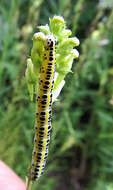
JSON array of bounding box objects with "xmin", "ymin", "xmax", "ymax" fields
[{"xmin": 0, "ymin": 0, "xmax": 113, "ymax": 189}]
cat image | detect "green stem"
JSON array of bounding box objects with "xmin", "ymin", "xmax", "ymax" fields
[{"xmin": 26, "ymin": 177, "xmax": 32, "ymax": 190}]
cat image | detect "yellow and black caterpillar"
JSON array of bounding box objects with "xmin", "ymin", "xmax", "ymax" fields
[{"xmin": 27, "ymin": 35, "xmax": 56, "ymax": 181}]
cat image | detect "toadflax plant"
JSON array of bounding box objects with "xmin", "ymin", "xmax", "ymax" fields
[{"xmin": 25, "ymin": 16, "xmax": 79, "ymax": 190}]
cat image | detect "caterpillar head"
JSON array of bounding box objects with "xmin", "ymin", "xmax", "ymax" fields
[{"xmin": 45, "ymin": 35, "xmax": 56, "ymax": 49}]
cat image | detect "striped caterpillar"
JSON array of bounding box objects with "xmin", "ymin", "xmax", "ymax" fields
[{"xmin": 27, "ymin": 35, "xmax": 56, "ymax": 181}]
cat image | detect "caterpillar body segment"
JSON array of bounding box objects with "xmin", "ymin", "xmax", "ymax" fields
[{"xmin": 28, "ymin": 35, "xmax": 56, "ymax": 181}]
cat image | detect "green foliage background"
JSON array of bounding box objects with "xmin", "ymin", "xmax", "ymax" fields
[{"xmin": 0, "ymin": 0, "xmax": 113, "ymax": 190}]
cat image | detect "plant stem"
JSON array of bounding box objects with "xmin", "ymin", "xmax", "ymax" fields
[{"xmin": 26, "ymin": 177, "xmax": 32, "ymax": 190}]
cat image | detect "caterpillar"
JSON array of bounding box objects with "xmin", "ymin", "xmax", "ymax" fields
[{"xmin": 27, "ymin": 35, "xmax": 56, "ymax": 181}]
